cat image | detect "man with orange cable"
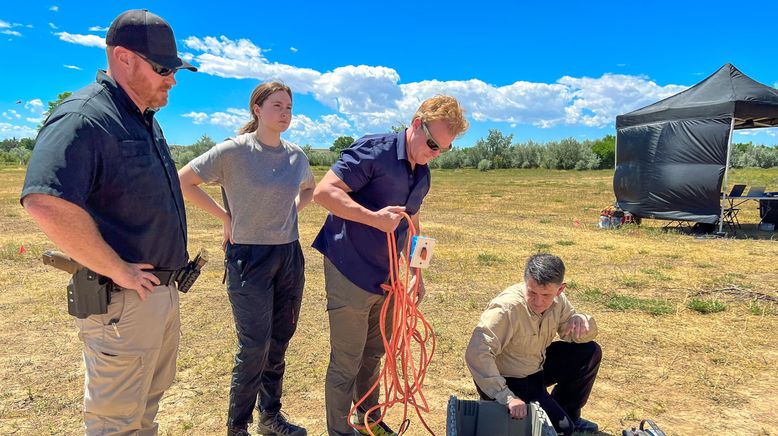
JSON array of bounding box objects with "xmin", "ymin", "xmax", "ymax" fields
[
  {"xmin": 466, "ymin": 253, "xmax": 602, "ymax": 435},
  {"xmin": 313, "ymin": 96, "xmax": 468, "ymax": 436}
]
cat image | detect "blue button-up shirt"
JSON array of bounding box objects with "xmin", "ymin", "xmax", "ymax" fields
[
  {"xmin": 21, "ymin": 71, "xmax": 188, "ymax": 269},
  {"xmin": 312, "ymin": 131, "xmax": 431, "ymax": 294}
]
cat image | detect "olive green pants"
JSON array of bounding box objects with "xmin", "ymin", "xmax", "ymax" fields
[{"xmin": 323, "ymin": 258, "xmax": 394, "ymax": 436}]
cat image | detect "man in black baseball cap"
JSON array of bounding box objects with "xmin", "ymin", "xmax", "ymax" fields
[
  {"xmin": 106, "ymin": 9, "xmax": 196, "ymax": 74},
  {"xmin": 21, "ymin": 9, "xmax": 196, "ymax": 435}
]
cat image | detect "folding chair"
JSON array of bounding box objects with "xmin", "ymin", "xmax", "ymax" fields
[{"xmin": 721, "ymin": 184, "xmax": 746, "ymax": 231}]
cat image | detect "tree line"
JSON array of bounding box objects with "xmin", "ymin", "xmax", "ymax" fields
[{"xmin": 6, "ymin": 131, "xmax": 778, "ymax": 171}]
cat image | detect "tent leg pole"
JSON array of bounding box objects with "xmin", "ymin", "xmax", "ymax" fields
[{"xmin": 719, "ymin": 117, "xmax": 736, "ymax": 234}]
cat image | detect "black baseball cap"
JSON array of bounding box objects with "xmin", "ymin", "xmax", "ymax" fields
[{"xmin": 106, "ymin": 9, "xmax": 196, "ymax": 72}]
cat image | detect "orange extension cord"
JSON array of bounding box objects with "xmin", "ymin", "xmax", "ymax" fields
[{"xmin": 348, "ymin": 212, "xmax": 437, "ymax": 436}]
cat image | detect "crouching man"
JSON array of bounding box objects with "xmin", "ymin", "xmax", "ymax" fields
[{"xmin": 465, "ymin": 253, "xmax": 601, "ymax": 435}]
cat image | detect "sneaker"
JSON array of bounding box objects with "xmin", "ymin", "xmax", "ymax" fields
[
  {"xmin": 257, "ymin": 411, "xmax": 307, "ymax": 436},
  {"xmin": 574, "ymin": 417, "xmax": 599, "ymax": 433},
  {"xmin": 228, "ymin": 427, "xmax": 251, "ymax": 436},
  {"xmin": 350, "ymin": 415, "xmax": 397, "ymax": 436}
]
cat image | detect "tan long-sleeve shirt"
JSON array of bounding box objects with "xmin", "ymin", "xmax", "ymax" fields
[{"xmin": 465, "ymin": 283, "xmax": 597, "ymax": 405}]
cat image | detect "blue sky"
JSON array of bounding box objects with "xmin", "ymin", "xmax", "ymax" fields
[{"xmin": 2, "ymin": 1, "xmax": 777, "ymax": 148}]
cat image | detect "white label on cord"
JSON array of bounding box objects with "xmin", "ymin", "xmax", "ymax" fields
[{"xmin": 409, "ymin": 236, "xmax": 435, "ymax": 269}]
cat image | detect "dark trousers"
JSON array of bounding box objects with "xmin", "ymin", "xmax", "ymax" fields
[
  {"xmin": 476, "ymin": 341, "xmax": 602, "ymax": 436},
  {"xmin": 224, "ymin": 241, "xmax": 305, "ymax": 429}
]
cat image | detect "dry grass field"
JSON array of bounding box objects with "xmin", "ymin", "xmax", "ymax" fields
[{"xmin": 1, "ymin": 165, "xmax": 777, "ymax": 435}]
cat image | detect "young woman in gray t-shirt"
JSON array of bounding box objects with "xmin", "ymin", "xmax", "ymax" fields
[{"xmin": 178, "ymin": 82, "xmax": 314, "ymax": 436}]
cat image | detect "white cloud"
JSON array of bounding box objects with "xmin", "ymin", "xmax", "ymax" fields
[
  {"xmin": 50, "ymin": 6, "xmax": 59, "ymax": 11},
  {"xmin": 1, "ymin": 19, "xmax": 26, "ymax": 36},
  {"xmin": 63, "ymin": 64, "xmax": 82, "ymax": 70},
  {"xmin": 774, "ymin": 82, "xmax": 778, "ymax": 89},
  {"xmin": 400, "ymin": 79, "xmax": 572, "ymax": 128},
  {"xmin": 288, "ymin": 114, "xmax": 353, "ymax": 145},
  {"xmin": 290, "ymin": 47, "xmax": 298, "ymax": 53},
  {"xmin": 182, "ymin": 109, "xmax": 354, "ymax": 146},
  {"xmin": 48, "ymin": 22, "xmax": 58, "ymax": 29},
  {"xmin": 24, "ymin": 99, "xmax": 44, "ymax": 113},
  {"xmin": 735, "ymin": 128, "xmax": 778, "ymax": 139},
  {"xmin": 3, "ymin": 110, "xmax": 22, "ymax": 120},
  {"xmin": 26, "ymin": 116, "xmax": 43, "ymax": 124},
  {"xmin": 181, "ymin": 33, "xmax": 692, "ymax": 134},
  {"xmin": 183, "ymin": 36, "xmax": 320, "ymax": 93},
  {"xmin": 0, "ymin": 122, "xmax": 36, "ymax": 139},
  {"xmin": 182, "ymin": 112, "xmax": 209, "ymax": 124},
  {"xmin": 88, "ymin": 25, "xmax": 109, "ymax": 32},
  {"xmin": 557, "ymin": 74, "xmax": 686, "ymax": 127},
  {"xmin": 315, "ymin": 65, "xmax": 403, "ymax": 116},
  {"xmin": 182, "ymin": 108, "xmax": 249, "ymax": 131},
  {"xmin": 55, "ymin": 32, "xmax": 105, "ymax": 48}
]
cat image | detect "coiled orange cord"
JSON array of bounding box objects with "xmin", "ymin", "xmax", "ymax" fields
[{"xmin": 348, "ymin": 212, "xmax": 437, "ymax": 435}]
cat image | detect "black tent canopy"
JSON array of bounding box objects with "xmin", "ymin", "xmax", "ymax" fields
[{"xmin": 614, "ymin": 63, "xmax": 778, "ymax": 229}]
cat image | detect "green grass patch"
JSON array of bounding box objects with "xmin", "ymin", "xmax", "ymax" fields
[
  {"xmin": 748, "ymin": 301, "xmax": 777, "ymax": 316},
  {"xmin": 476, "ymin": 253, "xmax": 506, "ymax": 266},
  {"xmin": 687, "ymin": 298, "xmax": 727, "ymax": 314},
  {"xmin": 556, "ymin": 240, "xmax": 575, "ymax": 246},
  {"xmin": 606, "ymin": 293, "xmax": 674, "ymax": 315},
  {"xmin": 621, "ymin": 275, "xmax": 648, "ymax": 289},
  {"xmin": 576, "ymin": 287, "xmax": 674, "ymax": 315},
  {"xmin": 640, "ymin": 268, "xmax": 670, "ymax": 280},
  {"xmin": 534, "ymin": 243, "xmax": 552, "ymax": 251}
]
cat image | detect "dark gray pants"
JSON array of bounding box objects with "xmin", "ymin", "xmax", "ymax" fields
[{"xmin": 224, "ymin": 241, "xmax": 305, "ymax": 429}]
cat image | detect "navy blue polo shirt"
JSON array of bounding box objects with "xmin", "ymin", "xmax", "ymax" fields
[
  {"xmin": 312, "ymin": 131, "xmax": 431, "ymax": 294},
  {"xmin": 21, "ymin": 71, "xmax": 188, "ymax": 269}
]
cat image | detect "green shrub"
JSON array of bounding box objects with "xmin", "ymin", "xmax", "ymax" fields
[
  {"xmin": 687, "ymin": 298, "xmax": 727, "ymax": 314},
  {"xmin": 477, "ymin": 159, "xmax": 492, "ymax": 171}
]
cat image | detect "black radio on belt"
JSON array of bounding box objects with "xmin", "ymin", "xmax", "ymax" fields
[{"xmin": 175, "ymin": 249, "xmax": 208, "ymax": 293}]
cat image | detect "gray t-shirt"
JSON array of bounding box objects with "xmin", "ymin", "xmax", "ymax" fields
[{"xmin": 189, "ymin": 132, "xmax": 315, "ymax": 245}]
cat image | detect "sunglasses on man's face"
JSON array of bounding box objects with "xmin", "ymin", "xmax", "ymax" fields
[
  {"xmin": 133, "ymin": 51, "xmax": 176, "ymax": 77},
  {"xmin": 421, "ymin": 122, "xmax": 451, "ymax": 152}
]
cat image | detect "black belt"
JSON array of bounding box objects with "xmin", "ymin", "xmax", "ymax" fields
[{"xmin": 150, "ymin": 269, "xmax": 181, "ymax": 286}]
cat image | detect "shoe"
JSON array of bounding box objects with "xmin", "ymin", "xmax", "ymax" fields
[
  {"xmin": 574, "ymin": 417, "xmax": 599, "ymax": 433},
  {"xmin": 228, "ymin": 427, "xmax": 251, "ymax": 436},
  {"xmin": 351, "ymin": 414, "xmax": 397, "ymax": 436},
  {"xmin": 257, "ymin": 411, "xmax": 307, "ymax": 436}
]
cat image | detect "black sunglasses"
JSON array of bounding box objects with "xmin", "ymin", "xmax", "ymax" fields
[
  {"xmin": 421, "ymin": 122, "xmax": 451, "ymax": 152},
  {"xmin": 133, "ymin": 51, "xmax": 176, "ymax": 77}
]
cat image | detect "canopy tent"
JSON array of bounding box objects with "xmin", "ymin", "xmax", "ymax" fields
[{"xmin": 614, "ymin": 63, "xmax": 778, "ymax": 230}]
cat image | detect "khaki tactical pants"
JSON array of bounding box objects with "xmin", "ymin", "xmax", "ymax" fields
[
  {"xmin": 75, "ymin": 284, "xmax": 180, "ymax": 436},
  {"xmin": 323, "ymin": 258, "xmax": 393, "ymax": 436}
]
